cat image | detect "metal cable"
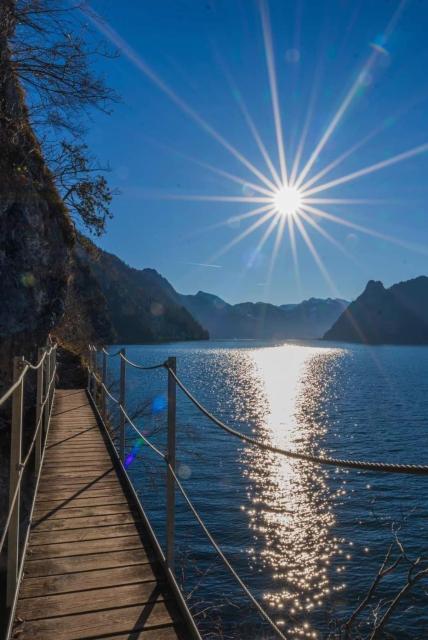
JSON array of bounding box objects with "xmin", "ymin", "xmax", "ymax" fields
[
  {"xmin": 169, "ymin": 463, "xmax": 287, "ymax": 640},
  {"xmin": 0, "ymin": 364, "xmax": 56, "ymax": 555},
  {"xmin": 166, "ymin": 366, "xmax": 428, "ymax": 476}
]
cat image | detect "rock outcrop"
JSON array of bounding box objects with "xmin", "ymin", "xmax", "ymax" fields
[
  {"xmin": 323, "ymin": 276, "xmax": 428, "ymax": 344},
  {"xmin": 0, "ymin": 1, "xmax": 74, "ymax": 388}
]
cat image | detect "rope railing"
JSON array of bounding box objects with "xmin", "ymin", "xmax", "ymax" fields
[
  {"xmin": 165, "ymin": 364, "xmax": 428, "ymax": 476},
  {"xmin": 0, "ymin": 365, "xmax": 30, "ymax": 407},
  {"xmin": 90, "ymin": 366, "xmax": 167, "ymax": 459},
  {"xmin": 23, "ymin": 344, "xmax": 56, "ymax": 370},
  {"xmin": 119, "ymin": 352, "xmax": 167, "ymax": 370},
  {"xmin": 88, "ymin": 344, "xmax": 428, "ymax": 640},
  {"xmin": 0, "ymin": 360, "xmax": 56, "ymax": 556},
  {"xmin": 0, "ymin": 346, "xmax": 56, "ymax": 407},
  {"xmin": 168, "ymin": 462, "xmax": 287, "ymax": 639},
  {"xmin": 102, "ymin": 347, "xmax": 122, "ymax": 357},
  {"xmin": 0, "ymin": 342, "xmax": 57, "ymax": 613}
]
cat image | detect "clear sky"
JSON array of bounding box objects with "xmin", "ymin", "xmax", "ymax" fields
[{"xmin": 84, "ymin": 0, "xmax": 428, "ymax": 305}]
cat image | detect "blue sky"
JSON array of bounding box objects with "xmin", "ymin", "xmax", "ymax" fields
[{"xmin": 84, "ymin": 0, "xmax": 428, "ymax": 305}]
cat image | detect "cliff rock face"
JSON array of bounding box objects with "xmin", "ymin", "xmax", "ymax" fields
[
  {"xmin": 53, "ymin": 249, "xmax": 115, "ymax": 386},
  {"xmin": 180, "ymin": 291, "xmax": 348, "ymax": 339},
  {"xmin": 78, "ymin": 239, "xmax": 208, "ymax": 343},
  {"xmin": 0, "ymin": 1, "xmax": 73, "ymax": 385},
  {"xmin": 323, "ymin": 276, "xmax": 428, "ymax": 344}
]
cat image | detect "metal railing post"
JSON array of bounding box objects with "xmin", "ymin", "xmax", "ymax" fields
[
  {"xmin": 119, "ymin": 348, "xmax": 126, "ymax": 462},
  {"xmin": 88, "ymin": 346, "xmax": 93, "ymax": 396},
  {"xmin": 43, "ymin": 347, "xmax": 50, "ymax": 437},
  {"xmin": 166, "ymin": 356, "xmax": 177, "ymax": 572},
  {"xmin": 49, "ymin": 347, "xmax": 55, "ymax": 414},
  {"xmin": 102, "ymin": 350, "xmax": 107, "ymax": 421},
  {"xmin": 7, "ymin": 356, "xmax": 24, "ymax": 606},
  {"xmin": 35, "ymin": 348, "xmax": 44, "ymax": 473},
  {"xmin": 93, "ymin": 347, "xmax": 98, "ymax": 402}
]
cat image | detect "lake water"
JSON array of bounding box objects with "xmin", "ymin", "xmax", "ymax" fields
[{"xmin": 105, "ymin": 340, "xmax": 428, "ymax": 639}]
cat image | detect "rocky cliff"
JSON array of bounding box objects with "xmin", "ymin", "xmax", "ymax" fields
[
  {"xmin": 0, "ymin": 1, "xmax": 74, "ymax": 388},
  {"xmin": 324, "ymin": 276, "xmax": 428, "ymax": 344}
]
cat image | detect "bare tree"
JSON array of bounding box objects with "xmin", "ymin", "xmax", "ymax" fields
[
  {"xmin": 8, "ymin": 0, "xmax": 119, "ymax": 235},
  {"xmin": 50, "ymin": 141, "xmax": 118, "ymax": 236},
  {"xmin": 331, "ymin": 529, "xmax": 428, "ymax": 640}
]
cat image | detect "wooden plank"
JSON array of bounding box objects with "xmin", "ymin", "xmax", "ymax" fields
[
  {"xmin": 38, "ymin": 475, "xmax": 117, "ymax": 489},
  {"xmin": 27, "ymin": 534, "xmax": 143, "ymax": 559},
  {"xmin": 17, "ymin": 581, "xmax": 167, "ymax": 619},
  {"xmin": 24, "ymin": 548, "xmax": 152, "ymax": 577},
  {"xmin": 33, "ymin": 494, "xmax": 128, "ymax": 510},
  {"xmin": 30, "ymin": 523, "xmax": 140, "ymax": 545},
  {"xmin": 32, "ymin": 512, "xmax": 139, "ymax": 531},
  {"xmin": 44, "ymin": 453, "xmax": 111, "ymax": 461},
  {"xmin": 36, "ymin": 488, "xmax": 126, "ymax": 502},
  {"xmin": 20, "ymin": 564, "xmax": 159, "ymax": 597},
  {"xmin": 12, "ymin": 601, "xmax": 180, "ymax": 640},
  {"xmin": 37, "ymin": 477, "xmax": 118, "ymax": 491},
  {"xmin": 33, "ymin": 504, "xmax": 133, "ymax": 520}
]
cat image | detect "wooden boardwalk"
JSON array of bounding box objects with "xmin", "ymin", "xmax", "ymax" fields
[{"xmin": 12, "ymin": 389, "xmax": 191, "ymax": 640}]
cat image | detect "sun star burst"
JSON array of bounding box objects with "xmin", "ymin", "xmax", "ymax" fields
[
  {"xmin": 272, "ymin": 185, "xmax": 302, "ymax": 217},
  {"xmin": 85, "ymin": 0, "xmax": 428, "ymax": 298}
]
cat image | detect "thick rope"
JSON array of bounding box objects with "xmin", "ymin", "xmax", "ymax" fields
[
  {"xmin": 0, "ymin": 345, "xmax": 56, "ymax": 407},
  {"xmin": 166, "ymin": 366, "xmax": 428, "ymax": 476},
  {"xmin": 102, "ymin": 347, "xmax": 122, "ymax": 357},
  {"xmin": 23, "ymin": 344, "xmax": 56, "ymax": 370},
  {"xmin": 118, "ymin": 404, "xmax": 166, "ymax": 460},
  {"xmin": 119, "ymin": 352, "xmax": 166, "ymax": 371},
  {"xmin": 0, "ymin": 365, "xmax": 29, "ymax": 407},
  {"xmin": 90, "ymin": 369, "xmax": 166, "ymax": 459}
]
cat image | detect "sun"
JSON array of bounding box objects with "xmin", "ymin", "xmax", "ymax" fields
[{"xmin": 273, "ymin": 185, "xmax": 302, "ymax": 216}]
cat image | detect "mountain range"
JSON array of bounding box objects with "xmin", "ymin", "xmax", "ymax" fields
[
  {"xmin": 64, "ymin": 239, "xmax": 348, "ymax": 344},
  {"xmin": 60, "ymin": 239, "xmax": 428, "ymax": 347},
  {"xmin": 180, "ymin": 291, "xmax": 348, "ymax": 340}
]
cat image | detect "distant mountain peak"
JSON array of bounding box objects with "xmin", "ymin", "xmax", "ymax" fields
[{"xmin": 324, "ymin": 275, "xmax": 428, "ymax": 345}]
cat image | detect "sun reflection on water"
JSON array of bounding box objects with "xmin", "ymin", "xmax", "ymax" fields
[{"xmin": 238, "ymin": 343, "xmax": 346, "ymax": 637}]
